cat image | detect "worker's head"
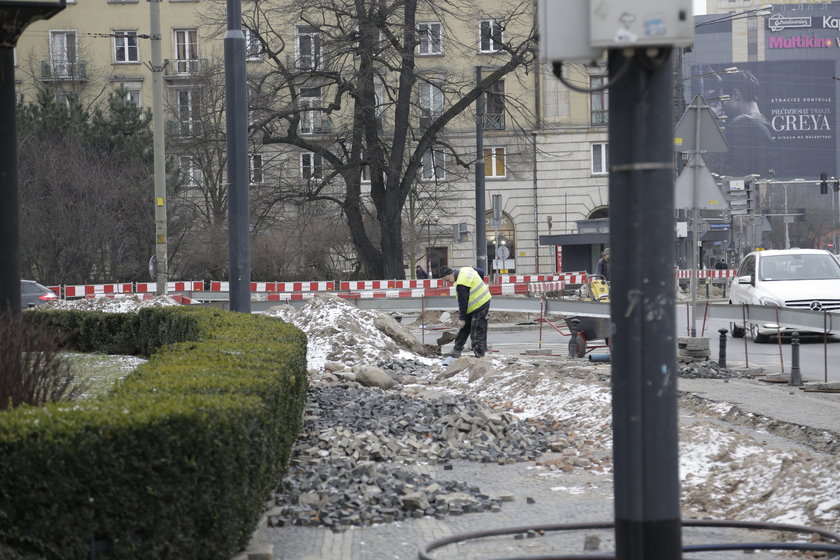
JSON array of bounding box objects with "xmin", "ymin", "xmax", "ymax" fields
[
  {"xmin": 602, "ymin": 248, "xmax": 610, "ymax": 260},
  {"xmin": 437, "ymin": 266, "xmax": 455, "ymax": 282}
]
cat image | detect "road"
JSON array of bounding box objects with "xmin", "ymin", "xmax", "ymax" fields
[{"xmin": 412, "ymin": 309, "xmax": 840, "ymax": 384}]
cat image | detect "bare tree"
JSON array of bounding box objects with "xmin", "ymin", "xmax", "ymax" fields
[{"xmin": 203, "ymin": 0, "xmax": 536, "ymax": 279}]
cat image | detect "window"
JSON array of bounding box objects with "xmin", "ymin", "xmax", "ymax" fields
[
  {"xmin": 114, "ymin": 31, "xmax": 139, "ymax": 63},
  {"xmin": 296, "ymin": 25, "xmax": 321, "ymax": 70},
  {"xmin": 176, "ymin": 89, "xmax": 201, "ymax": 136},
  {"xmin": 479, "ymin": 20, "xmax": 503, "ymax": 53},
  {"xmin": 591, "ymin": 142, "xmax": 609, "ymax": 175},
  {"xmin": 590, "ymin": 76, "xmax": 608, "ymax": 125},
  {"xmin": 245, "ymin": 28, "xmax": 262, "ymax": 60},
  {"xmin": 484, "ymin": 80, "xmax": 505, "ymax": 130},
  {"xmin": 120, "ymin": 83, "xmax": 142, "ymax": 106},
  {"xmin": 301, "ymin": 152, "xmax": 323, "ymax": 181},
  {"xmin": 418, "ymin": 82, "xmax": 442, "ymax": 129},
  {"xmin": 483, "ymin": 147, "xmax": 506, "ymax": 178},
  {"xmin": 50, "ymin": 31, "xmax": 77, "ymax": 77},
  {"xmin": 299, "ymin": 87, "xmax": 324, "ymax": 134},
  {"xmin": 54, "ymin": 91, "xmax": 71, "ymax": 106},
  {"xmin": 179, "ymin": 156, "xmax": 202, "ymax": 187},
  {"xmin": 422, "ymin": 150, "xmax": 446, "ymax": 180},
  {"xmin": 250, "ymin": 154, "xmax": 263, "ymax": 184},
  {"xmin": 417, "ymin": 23, "xmax": 442, "ymax": 55},
  {"xmin": 173, "ymin": 29, "xmax": 199, "ymax": 73}
]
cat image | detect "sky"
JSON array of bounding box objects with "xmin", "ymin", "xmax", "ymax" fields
[{"xmin": 694, "ymin": 0, "xmax": 706, "ymax": 16}]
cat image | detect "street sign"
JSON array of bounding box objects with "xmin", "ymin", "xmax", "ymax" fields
[
  {"xmin": 708, "ymin": 223, "xmax": 731, "ymax": 230},
  {"xmin": 673, "ymin": 95, "xmax": 729, "ymax": 153},
  {"xmin": 675, "ymin": 154, "xmax": 727, "ymax": 210}
]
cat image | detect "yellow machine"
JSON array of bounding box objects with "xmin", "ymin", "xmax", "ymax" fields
[{"xmin": 584, "ymin": 275, "xmax": 610, "ymax": 302}]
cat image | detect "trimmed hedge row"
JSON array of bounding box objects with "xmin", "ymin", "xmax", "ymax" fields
[{"xmin": 1, "ymin": 307, "xmax": 308, "ymax": 560}]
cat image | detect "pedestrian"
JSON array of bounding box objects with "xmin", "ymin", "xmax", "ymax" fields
[
  {"xmin": 415, "ymin": 264, "xmax": 428, "ymax": 279},
  {"xmin": 595, "ymin": 248, "xmax": 610, "ymax": 281},
  {"xmin": 437, "ymin": 265, "xmax": 491, "ymax": 358},
  {"xmin": 714, "ymin": 258, "xmax": 728, "ymax": 270}
]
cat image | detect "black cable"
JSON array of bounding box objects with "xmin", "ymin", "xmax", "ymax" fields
[
  {"xmin": 550, "ymin": 53, "xmax": 631, "ymax": 94},
  {"xmin": 418, "ymin": 519, "xmax": 840, "ymax": 560}
]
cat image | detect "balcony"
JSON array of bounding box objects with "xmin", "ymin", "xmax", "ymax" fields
[
  {"xmin": 164, "ymin": 58, "xmax": 209, "ymax": 79},
  {"xmin": 483, "ymin": 112, "xmax": 505, "ymax": 130},
  {"xmin": 40, "ymin": 60, "xmax": 87, "ymax": 81},
  {"xmin": 165, "ymin": 119, "xmax": 204, "ymax": 137}
]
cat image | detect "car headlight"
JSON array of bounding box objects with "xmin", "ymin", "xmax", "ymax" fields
[{"xmin": 759, "ymin": 295, "xmax": 783, "ymax": 307}]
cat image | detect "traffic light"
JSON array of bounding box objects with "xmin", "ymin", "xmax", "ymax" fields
[
  {"xmin": 796, "ymin": 208, "xmax": 806, "ymax": 222},
  {"xmin": 820, "ymin": 172, "xmax": 829, "ymax": 194},
  {"xmin": 834, "ymin": 179, "xmax": 840, "ymax": 192}
]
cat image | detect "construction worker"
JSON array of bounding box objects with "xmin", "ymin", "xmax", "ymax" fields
[{"xmin": 437, "ymin": 266, "xmax": 491, "ymax": 358}]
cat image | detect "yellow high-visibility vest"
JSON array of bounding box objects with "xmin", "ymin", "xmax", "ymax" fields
[{"xmin": 455, "ymin": 267, "xmax": 491, "ymax": 314}]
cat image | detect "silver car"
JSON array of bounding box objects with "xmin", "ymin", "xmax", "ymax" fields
[{"xmin": 728, "ymin": 249, "xmax": 840, "ymax": 342}]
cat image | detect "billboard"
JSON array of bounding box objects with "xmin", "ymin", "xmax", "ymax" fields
[{"xmin": 687, "ymin": 60, "xmax": 836, "ymax": 180}]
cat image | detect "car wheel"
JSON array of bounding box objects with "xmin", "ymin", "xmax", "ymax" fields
[
  {"xmin": 731, "ymin": 322, "xmax": 745, "ymax": 338},
  {"xmin": 750, "ymin": 323, "xmax": 769, "ymax": 343}
]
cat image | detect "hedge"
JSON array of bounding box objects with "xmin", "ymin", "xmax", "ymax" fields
[{"xmin": 1, "ymin": 307, "xmax": 308, "ymax": 560}]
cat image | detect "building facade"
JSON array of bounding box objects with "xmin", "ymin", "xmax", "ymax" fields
[{"xmin": 14, "ymin": 0, "xmax": 609, "ymax": 279}]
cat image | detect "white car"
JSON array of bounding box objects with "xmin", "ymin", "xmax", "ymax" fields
[{"xmin": 728, "ymin": 249, "xmax": 840, "ymax": 342}]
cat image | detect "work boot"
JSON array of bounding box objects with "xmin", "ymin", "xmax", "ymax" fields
[{"xmin": 449, "ymin": 348, "xmax": 462, "ymax": 358}]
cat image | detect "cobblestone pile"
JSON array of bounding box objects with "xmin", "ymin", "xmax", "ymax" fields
[{"xmin": 269, "ymin": 383, "xmax": 564, "ymax": 529}]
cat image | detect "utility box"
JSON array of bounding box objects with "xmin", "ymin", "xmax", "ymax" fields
[
  {"xmin": 590, "ymin": 0, "xmax": 693, "ymax": 48},
  {"xmin": 539, "ymin": 0, "xmax": 603, "ymax": 63},
  {"xmin": 539, "ymin": 0, "xmax": 694, "ymax": 62}
]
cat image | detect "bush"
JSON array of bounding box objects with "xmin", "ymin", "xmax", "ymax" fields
[
  {"xmin": 0, "ymin": 309, "xmax": 86, "ymax": 410},
  {"xmin": 0, "ymin": 306, "xmax": 308, "ymax": 559}
]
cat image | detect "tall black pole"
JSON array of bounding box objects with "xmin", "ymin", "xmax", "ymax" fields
[
  {"xmin": 608, "ymin": 48, "xmax": 682, "ymax": 560},
  {"xmin": 0, "ymin": 47, "xmax": 20, "ymax": 312},
  {"xmin": 0, "ymin": 2, "xmax": 67, "ymax": 313},
  {"xmin": 475, "ymin": 66, "xmax": 487, "ymax": 272},
  {"xmin": 224, "ymin": 0, "xmax": 251, "ymax": 312}
]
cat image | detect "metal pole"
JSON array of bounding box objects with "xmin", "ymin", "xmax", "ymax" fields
[
  {"xmin": 475, "ymin": 66, "xmax": 487, "ymax": 272},
  {"xmin": 608, "ymin": 48, "xmax": 682, "ymax": 560},
  {"xmin": 689, "ymin": 99, "xmax": 702, "ymax": 337},
  {"xmin": 225, "ymin": 0, "xmax": 251, "ymax": 312},
  {"xmin": 782, "ymin": 183, "xmax": 790, "ymax": 249},
  {"xmin": 0, "ymin": 47, "xmax": 20, "ymax": 312},
  {"xmin": 148, "ymin": 0, "xmax": 168, "ymax": 296}
]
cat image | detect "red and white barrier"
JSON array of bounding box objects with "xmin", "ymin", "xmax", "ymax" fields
[
  {"xmin": 62, "ymin": 283, "xmax": 132, "ymax": 298},
  {"xmin": 675, "ymin": 269, "xmax": 737, "ymax": 279},
  {"xmin": 528, "ymin": 281, "xmax": 566, "ymax": 295}
]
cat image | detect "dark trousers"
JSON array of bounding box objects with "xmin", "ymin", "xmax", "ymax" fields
[{"xmin": 453, "ymin": 302, "xmax": 490, "ymax": 358}]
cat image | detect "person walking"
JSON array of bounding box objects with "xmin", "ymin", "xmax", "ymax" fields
[
  {"xmin": 438, "ymin": 266, "xmax": 491, "ymax": 358},
  {"xmin": 415, "ymin": 264, "xmax": 428, "ymax": 279},
  {"xmin": 596, "ymin": 248, "xmax": 610, "ymax": 281}
]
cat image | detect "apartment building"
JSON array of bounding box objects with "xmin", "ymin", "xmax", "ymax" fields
[{"xmin": 14, "ymin": 0, "xmax": 609, "ymax": 278}]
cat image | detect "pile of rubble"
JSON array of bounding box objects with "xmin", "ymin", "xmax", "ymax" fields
[{"xmin": 269, "ymin": 383, "xmax": 576, "ymax": 528}]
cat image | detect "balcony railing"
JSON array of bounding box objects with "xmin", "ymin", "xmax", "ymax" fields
[
  {"xmin": 483, "ymin": 112, "xmax": 505, "ymax": 130},
  {"xmin": 40, "ymin": 60, "xmax": 87, "ymax": 81},
  {"xmin": 164, "ymin": 58, "xmax": 208, "ymax": 77},
  {"xmin": 165, "ymin": 119, "xmax": 204, "ymax": 137}
]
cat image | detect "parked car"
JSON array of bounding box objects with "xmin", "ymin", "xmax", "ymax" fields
[
  {"xmin": 728, "ymin": 249, "xmax": 840, "ymax": 342},
  {"xmin": 20, "ymin": 280, "xmax": 58, "ymax": 309}
]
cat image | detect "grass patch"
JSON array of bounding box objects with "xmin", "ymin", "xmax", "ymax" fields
[{"xmin": 62, "ymin": 352, "xmax": 147, "ymax": 401}]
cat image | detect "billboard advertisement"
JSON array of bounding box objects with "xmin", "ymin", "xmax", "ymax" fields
[{"xmin": 687, "ymin": 60, "xmax": 836, "ymax": 181}]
